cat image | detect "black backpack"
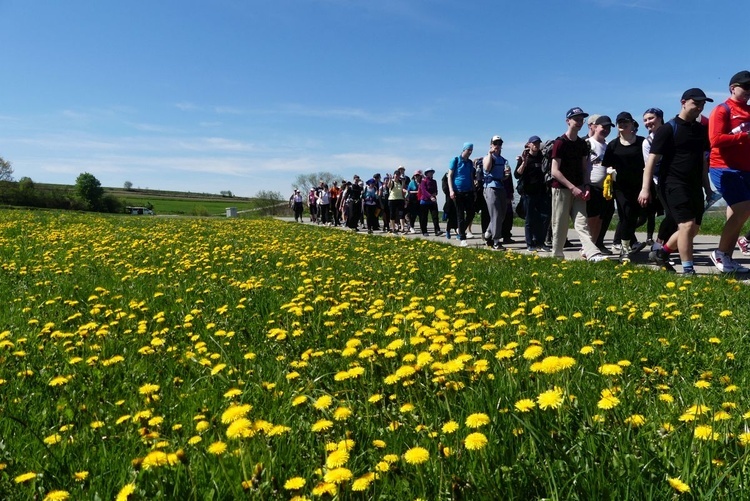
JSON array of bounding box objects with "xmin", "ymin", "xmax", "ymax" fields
[{"xmin": 540, "ymin": 139, "xmax": 557, "ymax": 186}]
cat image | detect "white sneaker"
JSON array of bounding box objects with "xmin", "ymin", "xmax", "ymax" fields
[
  {"xmin": 466, "ymin": 231, "xmax": 474, "ymax": 239},
  {"xmin": 588, "ymin": 253, "xmax": 608, "ymax": 263},
  {"xmin": 710, "ymin": 250, "xmax": 750, "ymax": 273},
  {"xmin": 408, "ymin": 228, "xmax": 416, "ymax": 234},
  {"xmin": 459, "ymin": 240, "xmax": 469, "ymax": 247}
]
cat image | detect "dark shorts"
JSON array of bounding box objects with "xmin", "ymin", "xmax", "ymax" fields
[
  {"xmin": 586, "ymin": 186, "xmax": 608, "ymax": 218},
  {"xmin": 662, "ymin": 182, "xmax": 704, "ymax": 225},
  {"xmin": 389, "ymin": 199, "xmax": 405, "ymax": 220}
]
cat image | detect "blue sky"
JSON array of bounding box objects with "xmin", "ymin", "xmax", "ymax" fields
[{"xmin": 0, "ymin": 0, "xmax": 746, "ymax": 198}]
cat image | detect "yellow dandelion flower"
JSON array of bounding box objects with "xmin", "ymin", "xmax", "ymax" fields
[
  {"xmin": 464, "ymin": 432, "xmax": 488, "ymax": 450},
  {"xmin": 667, "ymin": 477, "xmax": 690, "ymax": 494},
  {"xmin": 694, "ymin": 425, "xmax": 718, "ymax": 441},
  {"xmin": 719, "ymin": 310, "xmax": 732, "ymax": 317},
  {"xmin": 694, "ymin": 380, "xmax": 711, "ymax": 389},
  {"xmin": 312, "ymin": 482, "xmax": 337, "ymax": 496},
  {"xmin": 43, "ymin": 433, "xmax": 62, "ymax": 445},
  {"xmin": 311, "ymin": 419, "xmax": 334, "ymax": 432},
  {"xmin": 522, "ymin": 345, "xmax": 543, "ymax": 360},
  {"xmin": 138, "ymin": 383, "xmax": 160, "ymax": 395},
  {"xmin": 579, "ymin": 345, "xmax": 594, "ymax": 355},
  {"xmin": 372, "ymin": 439, "xmax": 386, "ymax": 448},
  {"xmin": 142, "ymin": 451, "xmax": 169, "ymax": 469},
  {"xmin": 442, "ymin": 421, "xmax": 459, "ymax": 434},
  {"xmin": 223, "ymin": 388, "xmax": 242, "ymax": 398},
  {"xmin": 226, "ymin": 418, "xmax": 253, "ymax": 439},
  {"xmin": 624, "ymin": 414, "xmax": 646, "ymax": 427},
  {"xmin": 713, "ymin": 411, "xmax": 731, "ymax": 422},
  {"xmin": 323, "ymin": 467, "xmax": 353, "ymax": 484},
  {"xmin": 597, "ymin": 394, "xmax": 620, "ymax": 410},
  {"xmin": 333, "ymin": 407, "xmax": 352, "ymax": 421},
  {"xmin": 292, "ymin": 395, "xmax": 308, "ymax": 406},
  {"xmin": 221, "ymin": 404, "xmax": 252, "ymax": 424},
  {"xmin": 207, "ymin": 441, "xmax": 227, "ymax": 455},
  {"xmin": 43, "ymin": 490, "xmax": 70, "ymax": 501},
  {"xmin": 313, "ymin": 395, "xmax": 333, "ymax": 410},
  {"xmin": 14, "ymin": 472, "xmax": 37, "ymax": 484},
  {"xmin": 90, "ymin": 421, "xmax": 104, "ymax": 429},
  {"xmin": 536, "ymin": 387, "xmax": 564, "ymax": 410},
  {"xmin": 738, "ymin": 432, "xmax": 750, "ymax": 446},
  {"xmin": 284, "ymin": 477, "xmax": 306, "ymax": 490},
  {"xmin": 115, "ymin": 483, "xmax": 136, "ymax": 501},
  {"xmin": 74, "ymin": 471, "xmax": 89, "ymax": 482},
  {"xmin": 403, "ymin": 446, "xmax": 430, "ymax": 465},
  {"xmin": 326, "ymin": 448, "xmax": 349, "ymax": 468},
  {"xmin": 375, "ymin": 461, "xmax": 390, "ymax": 472},
  {"xmin": 465, "ymin": 413, "xmax": 490, "ymax": 428},
  {"xmin": 659, "ymin": 393, "xmax": 674, "ymax": 403},
  {"xmin": 514, "ymin": 399, "xmax": 536, "ymax": 412},
  {"xmin": 49, "ymin": 376, "xmax": 69, "ymax": 387},
  {"xmin": 352, "ymin": 473, "xmax": 375, "ymax": 491},
  {"xmin": 598, "ymin": 364, "xmax": 623, "ymax": 376},
  {"xmin": 368, "ymin": 394, "xmax": 383, "ymax": 404}
]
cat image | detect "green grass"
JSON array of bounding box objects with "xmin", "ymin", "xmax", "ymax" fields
[{"xmin": 0, "ymin": 210, "xmax": 749, "ymax": 500}]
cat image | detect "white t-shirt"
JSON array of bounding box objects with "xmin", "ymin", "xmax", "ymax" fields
[{"xmin": 587, "ymin": 137, "xmax": 608, "ymax": 187}]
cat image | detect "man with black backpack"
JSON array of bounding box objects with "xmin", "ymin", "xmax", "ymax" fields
[
  {"xmin": 549, "ymin": 107, "xmax": 606, "ymax": 262},
  {"xmin": 515, "ymin": 135, "xmax": 551, "ymax": 251}
]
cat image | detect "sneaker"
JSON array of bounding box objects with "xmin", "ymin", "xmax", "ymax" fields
[
  {"xmin": 435, "ymin": 230, "xmax": 444, "ymax": 237},
  {"xmin": 646, "ymin": 238, "xmax": 654, "ymax": 246},
  {"xmin": 460, "ymin": 240, "xmax": 469, "ymax": 247},
  {"xmin": 466, "ymin": 231, "xmax": 475, "ymax": 239},
  {"xmin": 527, "ymin": 246, "xmax": 538, "ymax": 252},
  {"xmin": 611, "ymin": 243, "xmax": 622, "ymax": 253},
  {"xmin": 588, "ymin": 253, "xmax": 608, "ymax": 262},
  {"xmin": 492, "ymin": 243, "xmax": 503, "ymax": 251},
  {"xmin": 408, "ymin": 228, "xmax": 416, "ymax": 234},
  {"xmin": 540, "ymin": 245, "xmax": 553, "ymax": 253},
  {"xmin": 738, "ymin": 237, "xmax": 750, "ymax": 256},
  {"xmin": 710, "ymin": 250, "xmax": 750, "ymax": 273},
  {"xmin": 682, "ymin": 268, "xmax": 697, "ymax": 276},
  {"xmin": 503, "ymin": 237, "xmax": 516, "ymax": 244},
  {"xmin": 422, "ymin": 233, "xmax": 429, "ymax": 237},
  {"xmin": 564, "ymin": 239, "xmax": 574, "ymax": 248},
  {"xmin": 649, "ymin": 249, "xmax": 676, "ymax": 272},
  {"xmin": 597, "ymin": 245, "xmax": 613, "ymax": 255},
  {"xmin": 630, "ymin": 241, "xmax": 647, "ymax": 254}
]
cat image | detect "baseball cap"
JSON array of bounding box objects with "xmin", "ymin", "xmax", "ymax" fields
[
  {"xmin": 425, "ymin": 168, "xmax": 435, "ymax": 175},
  {"xmin": 491, "ymin": 135, "xmax": 503, "ymax": 144},
  {"xmin": 587, "ymin": 114, "xmax": 601, "ymax": 125},
  {"xmin": 681, "ymin": 88, "xmax": 714, "ymax": 103},
  {"xmin": 730, "ymin": 70, "xmax": 750, "ymax": 86},
  {"xmin": 527, "ymin": 135, "xmax": 542, "ymax": 144},
  {"xmin": 594, "ymin": 115, "xmax": 614, "ymax": 127},
  {"xmin": 566, "ymin": 107, "xmax": 589, "ymax": 119},
  {"xmin": 413, "ymin": 169, "xmax": 423, "ymax": 177}
]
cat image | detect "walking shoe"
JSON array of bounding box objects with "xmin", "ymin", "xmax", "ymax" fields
[
  {"xmin": 540, "ymin": 245, "xmax": 552, "ymax": 252},
  {"xmin": 649, "ymin": 249, "xmax": 676, "ymax": 272},
  {"xmin": 459, "ymin": 240, "xmax": 469, "ymax": 247},
  {"xmin": 527, "ymin": 246, "xmax": 537, "ymax": 252},
  {"xmin": 682, "ymin": 268, "xmax": 696, "ymax": 276},
  {"xmin": 492, "ymin": 242, "xmax": 504, "ymax": 250},
  {"xmin": 408, "ymin": 228, "xmax": 416, "ymax": 234},
  {"xmin": 738, "ymin": 236, "xmax": 750, "ymax": 256},
  {"xmin": 588, "ymin": 253, "xmax": 608, "ymax": 263},
  {"xmin": 435, "ymin": 230, "xmax": 444, "ymax": 237},
  {"xmin": 564, "ymin": 239, "xmax": 574, "ymax": 248},
  {"xmin": 646, "ymin": 238, "xmax": 654, "ymax": 246},
  {"xmin": 597, "ymin": 245, "xmax": 613, "ymax": 255},
  {"xmin": 630, "ymin": 241, "xmax": 647, "ymax": 254},
  {"xmin": 611, "ymin": 243, "xmax": 622, "ymax": 253},
  {"xmin": 466, "ymin": 231, "xmax": 475, "ymax": 239},
  {"xmin": 503, "ymin": 237, "xmax": 516, "ymax": 244},
  {"xmin": 710, "ymin": 250, "xmax": 750, "ymax": 273},
  {"xmin": 422, "ymin": 233, "xmax": 429, "ymax": 237}
]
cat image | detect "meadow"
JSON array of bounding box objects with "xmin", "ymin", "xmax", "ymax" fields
[{"xmin": 1, "ymin": 209, "xmax": 749, "ymax": 500}]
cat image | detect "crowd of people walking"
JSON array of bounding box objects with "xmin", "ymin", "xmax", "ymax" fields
[{"xmin": 291, "ymin": 71, "xmax": 750, "ymax": 276}]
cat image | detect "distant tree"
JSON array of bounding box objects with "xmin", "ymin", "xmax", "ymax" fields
[
  {"xmin": 293, "ymin": 171, "xmax": 340, "ymax": 194},
  {"xmin": 220, "ymin": 190, "xmax": 234, "ymax": 197},
  {"xmin": 255, "ymin": 190, "xmax": 282, "ymax": 201},
  {"xmin": 0, "ymin": 156, "xmax": 13, "ymax": 182},
  {"xmin": 101, "ymin": 194, "xmax": 124, "ymax": 214},
  {"xmin": 75, "ymin": 172, "xmax": 104, "ymax": 210},
  {"xmin": 18, "ymin": 176, "xmax": 35, "ymax": 192},
  {"xmin": 124, "ymin": 180, "xmax": 133, "ymax": 190}
]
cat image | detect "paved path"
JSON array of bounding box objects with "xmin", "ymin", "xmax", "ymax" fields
[{"xmin": 277, "ymin": 217, "xmax": 750, "ymax": 276}]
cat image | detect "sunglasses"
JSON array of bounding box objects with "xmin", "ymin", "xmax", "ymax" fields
[{"xmin": 491, "ymin": 141, "xmax": 503, "ymax": 146}]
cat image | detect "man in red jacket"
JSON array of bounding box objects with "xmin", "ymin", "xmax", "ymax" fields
[{"xmin": 708, "ymin": 70, "xmax": 750, "ymax": 273}]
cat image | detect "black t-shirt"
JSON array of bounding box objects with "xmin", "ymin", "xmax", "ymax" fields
[
  {"xmin": 602, "ymin": 136, "xmax": 645, "ymax": 192},
  {"xmin": 515, "ymin": 152, "xmax": 546, "ymax": 195},
  {"xmin": 551, "ymin": 135, "xmax": 587, "ymax": 189},
  {"xmin": 651, "ymin": 116, "xmax": 709, "ymax": 185}
]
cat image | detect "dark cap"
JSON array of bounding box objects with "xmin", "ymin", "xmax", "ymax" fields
[
  {"xmin": 566, "ymin": 107, "xmax": 589, "ymax": 119},
  {"xmin": 527, "ymin": 135, "xmax": 542, "ymax": 144},
  {"xmin": 681, "ymin": 88, "xmax": 714, "ymax": 103},
  {"xmin": 594, "ymin": 115, "xmax": 614, "ymax": 127},
  {"xmin": 615, "ymin": 112, "xmax": 635, "ymax": 123},
  {"xmin": 730, "ymin": 71, "xmax": 750, "ymax": 86}
]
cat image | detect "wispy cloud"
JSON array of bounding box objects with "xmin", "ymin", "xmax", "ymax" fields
[{"xmin": 278, "ymin": 103, "xmax": 414, "ymax": 123}]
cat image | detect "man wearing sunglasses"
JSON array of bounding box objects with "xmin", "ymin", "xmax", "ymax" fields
[{"xmin": 707, "ymin": 71, "xmax": 750, "ymax": 273}]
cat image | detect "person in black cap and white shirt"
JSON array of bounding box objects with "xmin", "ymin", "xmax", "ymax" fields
[
  {"xmin": 550, "ymin": 107, "xmax": 606, "ymax": 261},
  {"xmin": 584, "ymin": 115, "xmax": 615, "ymax": 254},
  {"xmin": 515, "ymin": 135, "xmax": 550, "ymax": 251},
  {"xmin": 639, "ymin": 88, "xmax": 715, "ymax": 275},
  {"xmin": 708, "ymin": 70, "xmax": 750, "ymax": 272},
  {"xmin": 483, "ymin": 135, "xmax": 510, "ymax": 250}
]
